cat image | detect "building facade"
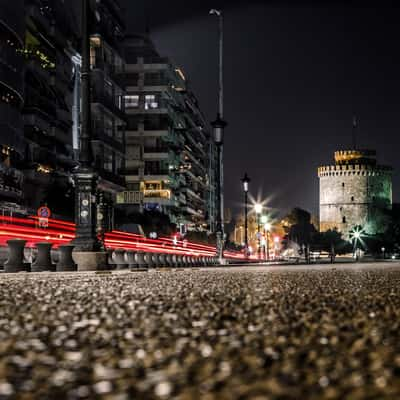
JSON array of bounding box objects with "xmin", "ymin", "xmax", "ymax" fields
[
  {"xmin": 88, "ymin": 0, "xmax": 126, "ymax": 231},
  {"xmin": 318, "ymin": 149, "xmax": 392, "ymax": 237},
  {"xmin": 117, "ymin": 35, "xmax": 215, "ymax": 232},
  {"xmin": 0, "ymin": 0, "xmax": 26, "ymax": 213},
  {"xmin": 21, "ymin": 0, "xmax": 77, "ymax": 212}
]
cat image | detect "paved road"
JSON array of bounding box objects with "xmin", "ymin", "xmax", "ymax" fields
[{"xmin": 1, "ymin": 263, "xmax": 400, "ymax": 399}]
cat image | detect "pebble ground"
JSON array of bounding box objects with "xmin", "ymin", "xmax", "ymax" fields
[{"xmin": 1, "ymin": 263, "xmax": 400, "ymax": 399}]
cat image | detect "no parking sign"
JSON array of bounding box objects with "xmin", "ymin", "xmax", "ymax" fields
[{"xmin": 37, "ymin": 206, "xmax": 51, "ymax": 228}]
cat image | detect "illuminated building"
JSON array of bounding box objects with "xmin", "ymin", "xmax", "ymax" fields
[
  {"xmin": 87, "ymin": 0, "xmax": 126, "ymax": 231},
  {"xmin": 318, "ymin": 149, "xmax": 392, "ymax": 238},
  {"xmin": 0, "ymin": 0, "xmax": 25, "ymax": 213},
  {"xmin": 117, "ymin": 34, "xmax": 216, "ymax": 232}
]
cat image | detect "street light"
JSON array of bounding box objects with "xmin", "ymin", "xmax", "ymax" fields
[
  {"xmin": 241, "ymin": 173, "xmax": 250, "ymax": 258},
  {"xmin": 73, "ymin": 0, "xmax": 101, "ymax": 253},
  {"xmin": 210, "ymin": 8, "xmax": 227, "ymax": 264},
  {"xmin": 350, "ymin": 227, "xmax": 363, "ymax": 261},
  {"xmin": 254, "ymin": 203, "xmax": 262, "ymax": 260}
]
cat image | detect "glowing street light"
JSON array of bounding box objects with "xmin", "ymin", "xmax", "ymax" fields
[
  {"xmin": 241, "ymin": 173, "xmax": 251, "ymax": 259},
  {"xmin": 254, "ymin": 204, "xmax": 262, "ymax": 260},
  {"xmin": 350, "ymin": 226, "xmax": 364, "ymax": 261}
]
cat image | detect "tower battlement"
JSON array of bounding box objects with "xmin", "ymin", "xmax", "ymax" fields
[
  {"xmin": 318, "ymin": 164, "xmax": 392, "ymax": 177},
  {"xmin": 334, "ymin": 149, "xmax": 377, "ymax": 165}
]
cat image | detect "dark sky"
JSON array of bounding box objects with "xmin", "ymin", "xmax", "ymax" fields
[{"xmin": 121, "ymin": 0, "xmax": 400, "ymax": 218}]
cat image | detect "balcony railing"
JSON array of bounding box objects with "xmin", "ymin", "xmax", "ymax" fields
[{"xmin": 116, "ymin": 190, "xmax": 143, "ymax": 205}]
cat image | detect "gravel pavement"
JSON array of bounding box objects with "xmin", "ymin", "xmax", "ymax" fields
[{"xmin": 1, "ymin": 263, "xmax": 400, "ymax": 399}]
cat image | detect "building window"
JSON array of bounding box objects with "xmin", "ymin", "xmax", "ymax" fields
[
  {"xmin": 145, "ymin": 94, "xmax": 158, "ymax": 110},
  {"xmin": 104, "ymin": 150, "xmax": 113, "ymax": 172},
  {"xmin": 125, "ymin": 95, "xmax": 139, "ymax": 108},
  {"xmin": 342, "ymin": 216, "xmax": 346, "ymax": 223},
  {"xmin": 342, "ymin": 182, "xmax": 345, "ymax": 187},
  {"xmin": 351, "ymin": 196, "xmax": 354, "ymax": 202}
]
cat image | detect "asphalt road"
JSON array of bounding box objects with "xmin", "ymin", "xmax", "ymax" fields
[{"xmin": 1, "ymin": 263, "xmax": 400, "ymax": 399}]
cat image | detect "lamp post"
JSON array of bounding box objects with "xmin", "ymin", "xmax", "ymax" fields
[
  {"xmin": 72, "ymin": 0, "xmax": 102, "ymax": 254},
  {"xmin": 241, "ymin": 173, "xmax": 250, "ymax": 258},
  {"xmin": 254, "ymin": 203, "xmax": 262, "ymax": 260},
  {"xmin": 210, "ymin": 8, "xmax": 227, "ymax": 264},
  {"xmin": 264, "ymin": 222, "xmax": 271, "ymax": 262},
  {"xmin": 353, "ymin": 230, "xmax": 361, "ymax": 261}
]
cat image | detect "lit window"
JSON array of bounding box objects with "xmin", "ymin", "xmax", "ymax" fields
[
  {"xmin": 125, "ymin": 95, "xmax": 139, "ymax": 108},
  {"xmin": 145, "ymin": 95, "xmax": 158, "ymax": 110}
]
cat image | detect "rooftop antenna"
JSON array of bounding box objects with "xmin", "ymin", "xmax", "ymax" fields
[{"xmin": 352, "ymin": 115, "xmax": 358, "ymax": 150}]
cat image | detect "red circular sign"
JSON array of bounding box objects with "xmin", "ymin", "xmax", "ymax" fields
[{"xmin": 37, "ymin": 206, "xmax": 51, "ymax": 218}]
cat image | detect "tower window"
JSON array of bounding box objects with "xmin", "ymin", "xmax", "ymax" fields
[
  {"xmin": 351, "ymin": 196, "xmax": 354, "ymax": 202},
  {"xmin": 342, "ymin": 182, "xmax": 345, "ymax": 187},
  {"xmin": 342, "ymin": 216, "xmax": 346, "ymax": 223}
]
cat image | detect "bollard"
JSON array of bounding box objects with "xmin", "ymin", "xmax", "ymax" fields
[
  {"xmin": 32, "ymin": 242, "xmax": 55, "ymax": 272},
  {"xmin": 152, "ymin": 253, "xmax": 160, "ymax": 268},
  {"xmin": 136, "ymin": 251, "xmax": 147, "ymax": 269},
  {"xmin": 158, "ymin": 253, "xmax": 167, "ymax": 267},
  {"xmin": 177, "ymin": 255, "xmax": 183, "ymax": 268},
  {"xmin": 165, "ymin": 254, "xmax": 173, "ymax": 267},
  {"xmin": 4, "ymin": 239, "xmax": 29, "ymax": 273},
  {"xmin": 107, "ymin": 249, "xmax": 116, "ymax": 270},
  {"xmin": 171, "ymin": 254, "xmax": 177, "ymax": 268},
  {"xmin": 126, "ymin": 250, "xmax": 137, "ymax": 269},
  {"xmin": 114, "ymin": 249, "xmax": 128, "ymax": 270},
  {"xmin": 56, "ymin": 244, "xmax": 77, "ymax": 272},
  {"xmin": 145, "ymin": 252, "xmax": 154, "ymax": 268}
]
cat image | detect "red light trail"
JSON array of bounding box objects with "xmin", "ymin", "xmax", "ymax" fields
[{"xmin": 0, "ymin": 215, "xmax": 249, "ymax": 260}]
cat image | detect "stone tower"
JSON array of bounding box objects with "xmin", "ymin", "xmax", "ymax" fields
[{"xmin": 318, "ymin": 150, "xmax": 392, "ymax": 238}]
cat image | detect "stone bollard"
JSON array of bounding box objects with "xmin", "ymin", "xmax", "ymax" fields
[
  {"xmin": 126, "ymin": 250, "xmax": 137, "ymax": 269},
  {"xmin": 171, "ymin": 254, "xmax": 177, "ymax": 268},
  {"xmin": 165, "ymin": 254, "xmax": 173, "ymax": 267},
  {"xmin": 158, "ymin": 253, "xmax": 167, "ymax": 267},
  {"xmin": 4, "ymin": 239, "xmax": 29, "ymax": 273},
  {"xmin": 136, "ymin": 251, "xmax": 147, "ymax": 269},
  {"xmin": 32, "ymin": 242, "xmax": 55, "ymax": 272},
  {"xmin": 152, "ymin": 253, "xmax": 160, "ymax": 268},
  {"xmin": 56, "ymin": 244, "xmax": 77, "ymax": 272},
  {"xmin": 114, "ymin": 249, "xmax": 128, "ymax": 270},
  {"xmin": 177, "ymin": 255, "xmax": 183, "ymax": 268},
  {"xmin": 107, "ymin": 249, "xmax": 116, "ymax": 270},
  {"xmin": 145, "ymin": 252, "xmax": 154, "ymax": 268}
]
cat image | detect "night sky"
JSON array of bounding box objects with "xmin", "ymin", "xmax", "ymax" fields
[{"xmin": 120, "ymin": 1, "xmax": 400, "ymax": 219}]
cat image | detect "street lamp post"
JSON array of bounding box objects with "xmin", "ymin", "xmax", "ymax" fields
[
  {"xmin": 210, "ymin": 8, "xmax": 227, "ymax": 264},
  {"xmin": 264, "ymin": 222, "xmax": 271, "ymax": 262},
  {"xmin": 241, "ymin": 173, "xmax": 250, "ymax": 258},
  {"xmin": 254, "ymin": 203, "xmax": 262, "ymax": 260},
  {"xmin": 72, "ymin": 0, "xmax": 102, "ymax": 253}
]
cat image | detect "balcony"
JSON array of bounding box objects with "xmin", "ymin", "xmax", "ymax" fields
[
  {"xmin": 91, "ymin": 90, "xmax": 125, "ymax": 121},
  {"xmin": 0, "ymin": 163, "xmax": 23, "ymax": 200},
  {"xmin": 97, "ymin": 168, "xmax": 126, "ymax": 192},
  {"xmin": 92, "ymin": 122, "xmax": 124, "ymax": 154},
  {"xmin": 116, "ymin": 190, "xmax": 143, "ymax": 205},
  {"xmin": 143, "ymin": 147, "xmax": 170, "ymax": 160}
]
